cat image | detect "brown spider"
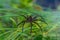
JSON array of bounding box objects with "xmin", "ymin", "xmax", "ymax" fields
[{"xmin": 17, "ymin": 14, "xmax": 47, "ymax": 34}]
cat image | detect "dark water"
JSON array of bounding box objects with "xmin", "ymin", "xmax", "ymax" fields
[{"xmin": 36, "ymin": 0, "xmax": 60, "ymax": 10}]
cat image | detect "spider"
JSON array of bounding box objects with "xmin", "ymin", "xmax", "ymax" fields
[{"xmin": 17, "ymin": 14, "xmax": 47, "ymax": 34}]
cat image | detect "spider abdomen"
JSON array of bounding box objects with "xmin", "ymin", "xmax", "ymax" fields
[{"xmin": 26, "ymin": 16, "xmax": 33, "ymax": 22}]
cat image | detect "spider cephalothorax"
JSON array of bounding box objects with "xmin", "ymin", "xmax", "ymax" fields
[
  {"xmin": 17, "ymin": 14, "xmax": 47, "ymax": 34},
  {"xmin": 26, "ymin": 16, "xmax": 33, "ymax": 22}
]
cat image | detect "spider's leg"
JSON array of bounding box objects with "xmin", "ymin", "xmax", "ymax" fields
[
  {"xmin": 32, "ymin": 15, "xmax": 38, "ymax": 20},
  {"xmin": 32, "ymin": 14, "xmax": 43, "ymax": 20},
  {"xmin": 32, "ymin": 15, "xmax": 44, "ymax": 21},
  {"xmin": 39, "ymin": 15, "xmax": 48, "ymax": 24},
  {"xmin": 22, "ymin": 22, "xmax": 25, "ymax": 33},
  {"xmin": 30, "ymin": 22, "xmax": 33, "ymax": 34},
  {"xmin": 20, "ymin": 15, "xmax": 27, "ymax": 19},
  {"xmin": 33, "ymin": 22, "xmax": 43, "ymax": 33},
  {"xmin": 34, "ymin": 19, "xmax": 48, "ymax": 25},
  {"xmin": 40, "ymin": 19, "xmax": 48, "ymax": 25},
  {"xmin": 17, "ymin": 21, "xmax": 25, "ymax": 26},
  {"xmin": 33, "ymin": 14, "xmax": 46, "ymax": 21}
]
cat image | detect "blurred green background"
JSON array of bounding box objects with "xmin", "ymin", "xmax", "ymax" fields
[{"xmin": 0, "ymin": 0, "xmax": 60, "ymax": 40}]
